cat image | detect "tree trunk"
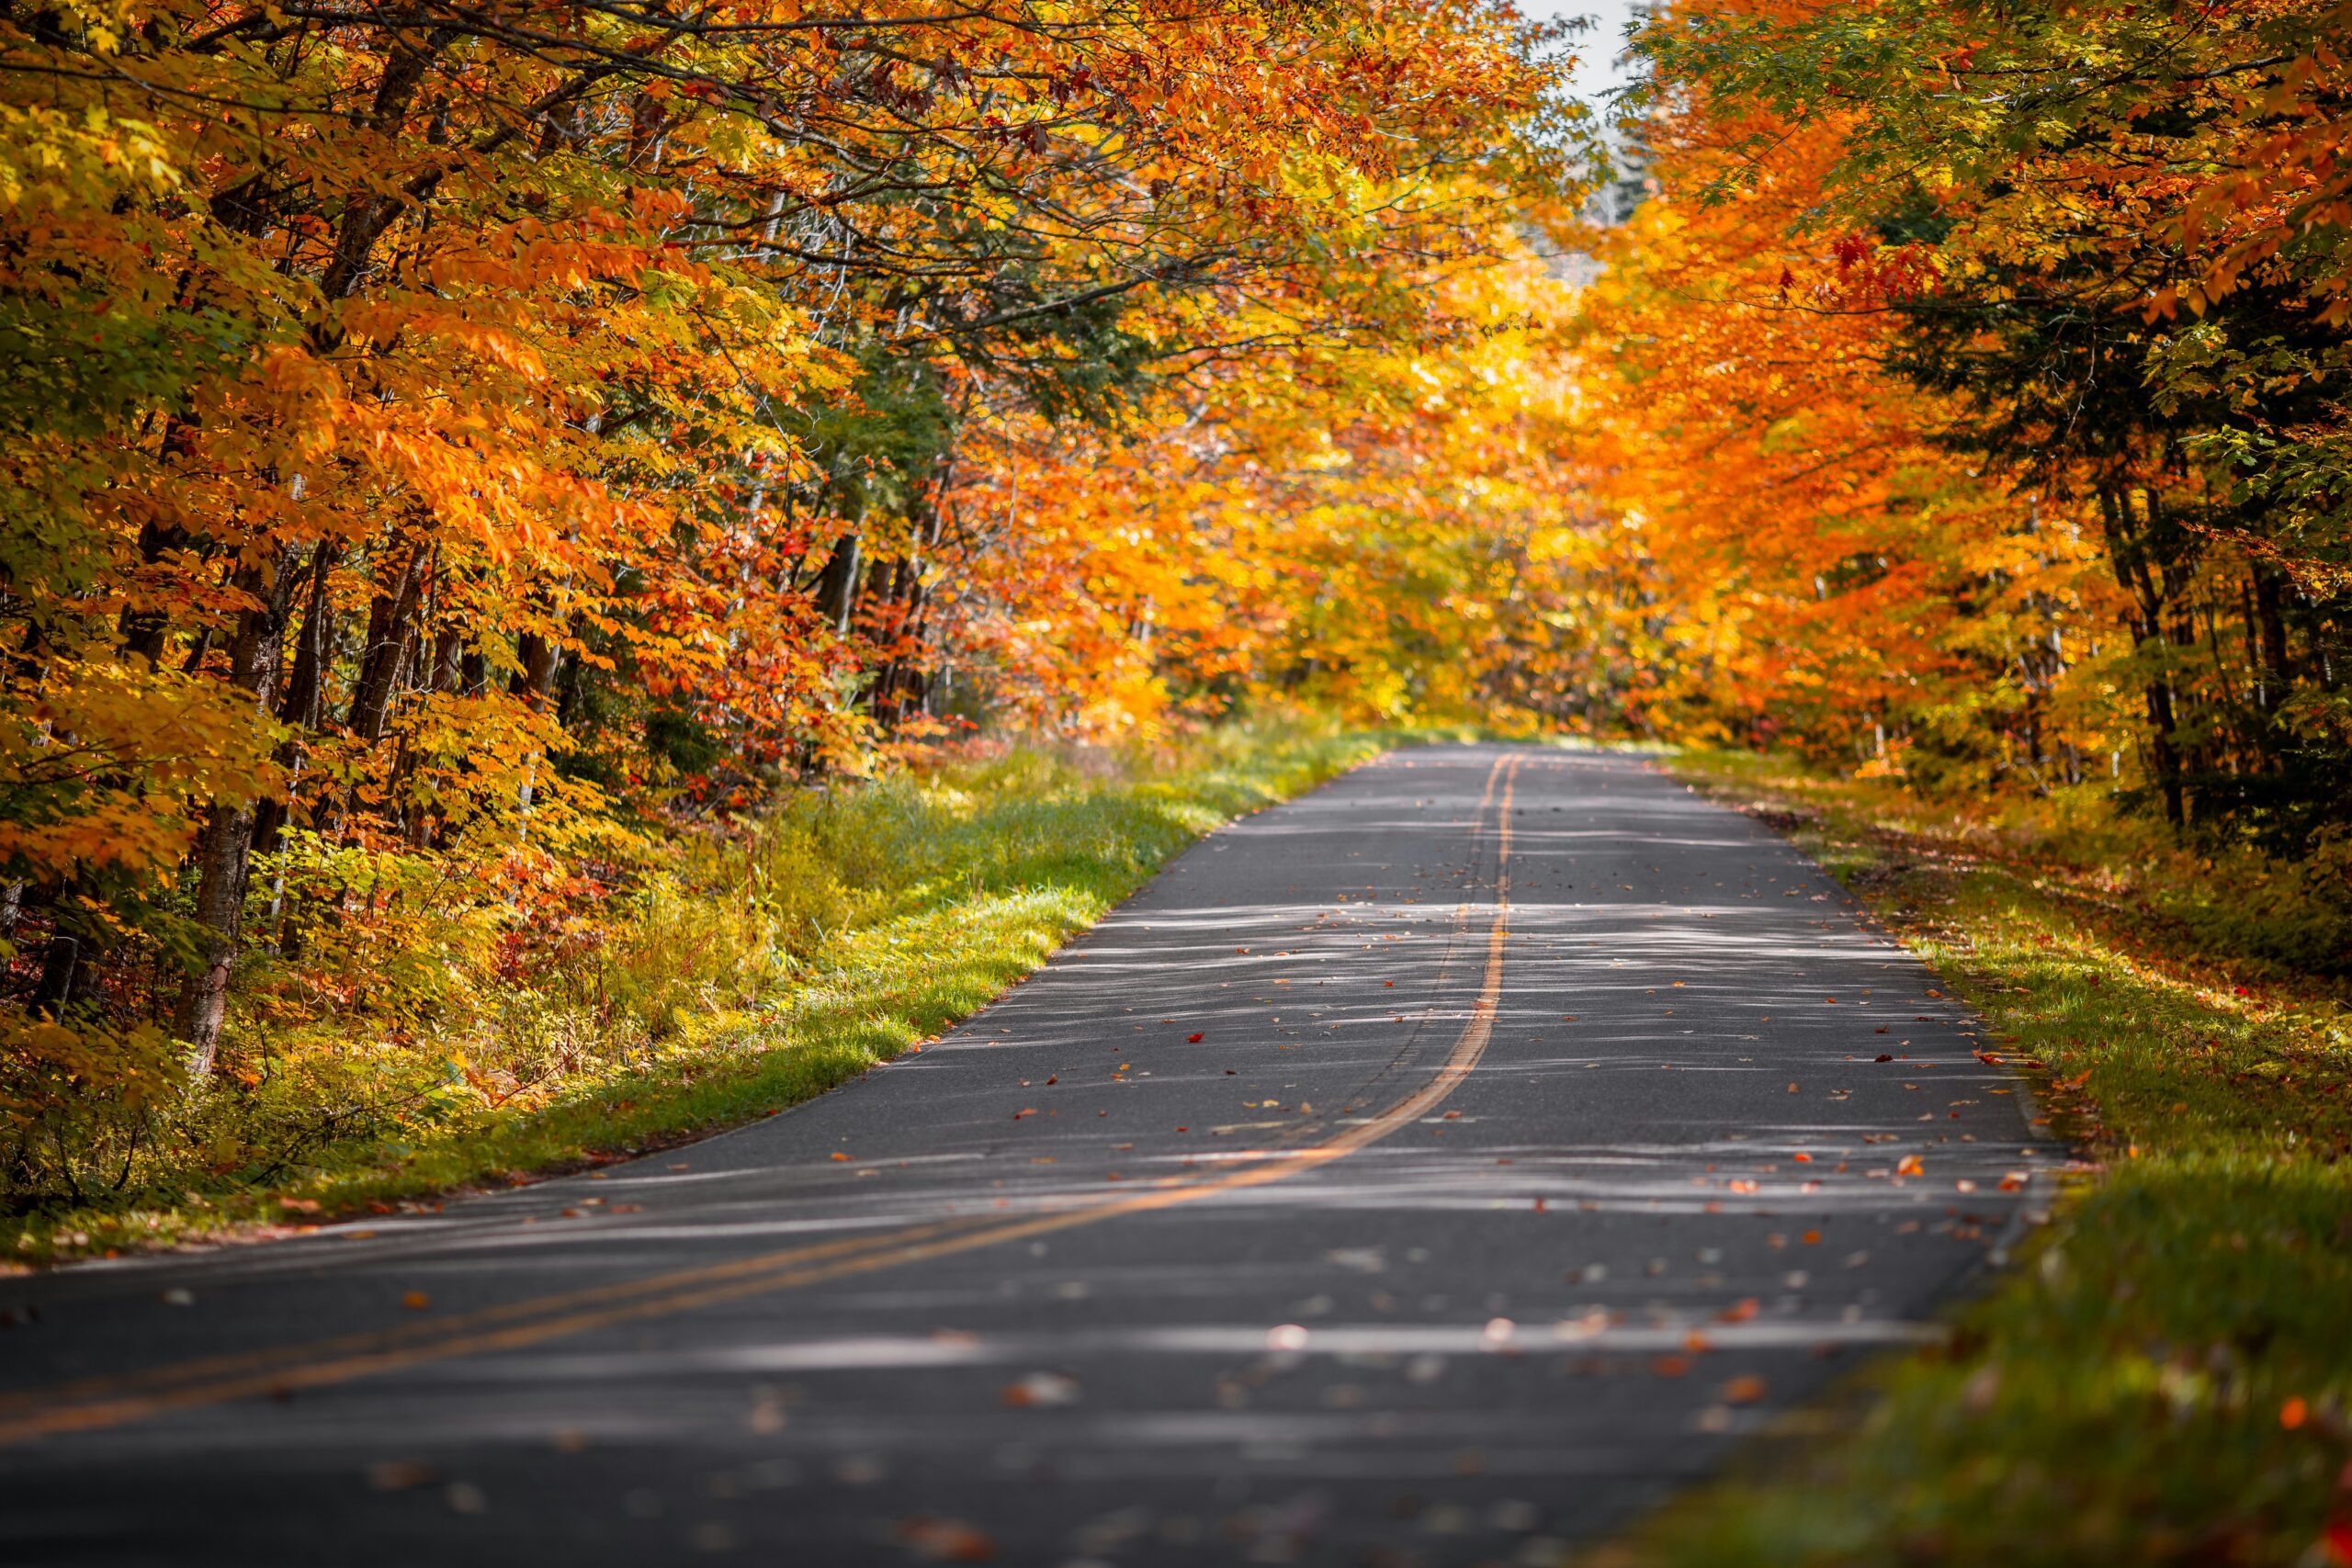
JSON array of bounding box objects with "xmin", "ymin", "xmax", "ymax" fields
[
  {"xmin": 2252, "ymin": 561, "xmax": 2293, "ymax": 692},
  {"xmin": 429, "ymin": 629, "xmax": 462, "ymax": 693},
  {"xmin": 175, "ymin": 549, "xmax": 300, "ymax": 1075},
  {"xmin": 277, "ymin": 540, "xmax": 341, "ymax": 732},
  {"xmin": 350, "ymin": 543, "xmax": 426, "ymax": 739},
  {"xmin": 510, "ymin": 631, "xmax": 560, "ymax": 711},
  {"xmin": 2097, "ymin": 485, "xmax": 2187, "ymax": 829},
  {"xmin": 31, "ymin": 927, "xmax": 80, "ymax": 1019},
  {"xmin": 814, "ymin": 530, "xmax": 863, "ymax": 636}
]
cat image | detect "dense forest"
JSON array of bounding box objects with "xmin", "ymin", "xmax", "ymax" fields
[{"xmin": 3, "ymin": 0, "xmax": 2346, "ymax": 1214}]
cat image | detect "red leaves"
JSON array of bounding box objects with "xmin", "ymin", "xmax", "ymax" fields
[{"xmin": 1186, "ymin": 1032, "xmax": 1204, "ymax": 1042}]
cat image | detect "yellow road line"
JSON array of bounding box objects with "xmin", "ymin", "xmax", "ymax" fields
[
  {"xmin": 0, "ymin": 1220, "xmax": 988, "ymax": 1422},
  {"xmin": 2, "ymin": 754, "xmax": 1520, "ymax": 1448}
]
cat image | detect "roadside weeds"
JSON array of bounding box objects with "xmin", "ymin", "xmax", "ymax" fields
[{"xmin": 5, "ymin": 724, "xmax": 1414, "ymax": 1269}]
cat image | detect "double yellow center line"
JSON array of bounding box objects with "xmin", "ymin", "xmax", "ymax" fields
[{"xmin": 1, "ymin": 754, "xmax": 1520, "ymax": 1448}]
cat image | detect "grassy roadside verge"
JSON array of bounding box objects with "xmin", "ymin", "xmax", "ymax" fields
[
  {"xmin": 1604, "ymin": 750, "xmax": 2352, "ymax": 1567},
  {"xmin": 6, "ymin": 722, "xmax": 1402, "ymax": 1269}
]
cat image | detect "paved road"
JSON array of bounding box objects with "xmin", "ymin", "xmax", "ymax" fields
[{"xmin": 0, "ymin": 745, "xmax": 2050, "ymax": 1567}]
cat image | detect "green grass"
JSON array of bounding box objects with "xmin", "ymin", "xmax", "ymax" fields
[
  {"xmin": 6, "ymin": 721, "xmax": 1408, "ymax": 1267},
  {"xmin": 1606, "ymin": 750, "xmax": 2352, "ymax": 1568}
]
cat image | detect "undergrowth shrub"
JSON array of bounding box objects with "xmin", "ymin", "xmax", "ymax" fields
[{"xmin": 4, "ymin": 718, "xmax": 1385, "ymax": 1249}]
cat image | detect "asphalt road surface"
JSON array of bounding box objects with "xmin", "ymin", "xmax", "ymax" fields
[{"xmin": 0, "ymin": 745, "xmax": 2052, "ymax": 1567}]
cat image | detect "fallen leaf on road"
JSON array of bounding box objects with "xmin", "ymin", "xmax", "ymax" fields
[
  {"xmin": 1895, "ymin": 1155, "xmax": 1925, "ymax": 1177},
  {"xmin": 1651, "ymin": 1355, "xmax": 1691, "ymax": 1378},
  {"xmin": 1718, "ymin": 1298, "xmax": 1759, "ymax": 1324},
  {"xmin": 831, "ymin": 1152, "xmax": 851, "ymax": 1161},
  {"xmin": 368, "ymin": 1461, "xmax": 435, "ymax": 1492},
  {"xmin": 1187, "ymin": 1032, "xmax": 1204, "ymax": 1043},
  {"xmin": 895, "ymin": 1517, "xmax": 999, "ymax": 1562},
  {"xmin": 1001, "ymin": 1372, "xmax": 1080, "ymax": 1408},
  {"xmin": 1722, "ymin": 1374, "xmax": 1769, "ymax": 1404},
  {"xmin": 401, "ymin": 1291, "xmax": 431, "ymax": 1311}
]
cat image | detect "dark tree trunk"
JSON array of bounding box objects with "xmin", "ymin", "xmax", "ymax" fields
[
  {"xmin": 510, "ymin": 631, "xmax": 560, "ymax": 711},
  {"xmin": 277, "ymin": 539, "xmax": 340, "ymax": 732},
  {"xmin": 429, "ymin": 629, "xmax": 462, "ymax": 693},
  {"xmin": 119, "ymin": 517, "xmax": 196, "ymax": 665},
  {"xmin": 2098, "ymin": 485, "xmax": 2187, "ymax": 828},
  {"xmin": 317, "ymin": 28, "xmax": 460, "ymax": 304},
  {"xmin": 175, "ymin": 548, "xmax": 301, "ymax": 1074},
  {"xmin": 31, "ymin": 928, "xmax": 80, "ymax": 1019},
  {"xmin": 2252, "ymin": 562, "xmax": 2293, "ymax": 692},
  {"xmin": 814, "ymin": 531, "xmax": 863, "ymax": 636},
  {"xmin": 350, "ymin": 544, "xmax": 426, "ymax": 739}
]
